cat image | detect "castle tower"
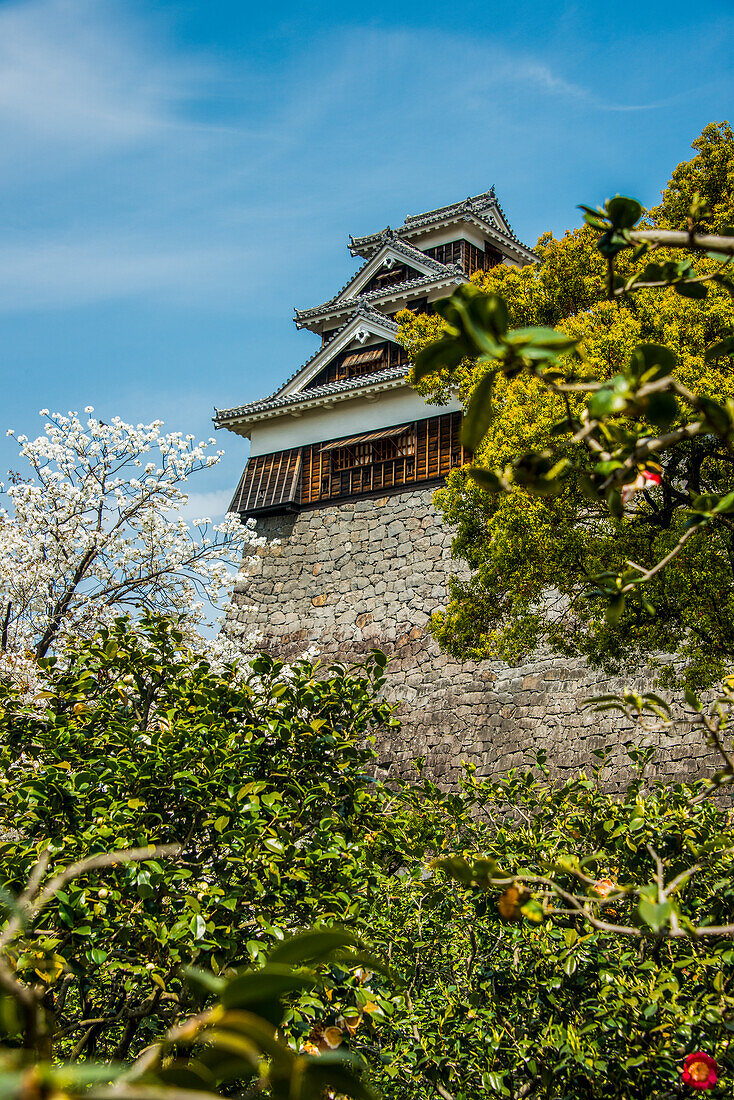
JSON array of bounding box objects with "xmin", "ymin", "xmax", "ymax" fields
[
  {"xmin": 215, "ymin": 189, "xmax": 535, "ymax": 517},
  {"xmin": 215, "ymin": 192, "xmax": 703, "ymax": 787}
]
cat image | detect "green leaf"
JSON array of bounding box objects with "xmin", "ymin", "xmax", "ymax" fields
[
  {"xmin": 510, "ymin": 326, "xmax": 578, "ymax": 351},
  {"xmin": 605, "ymin": 196, "xmax": 643, "ymax": 229},
  {"xmin": 438, "ymin": 286, "xmax": 509, "ymax": 351},
  {"xmin": 705, "ymin": 335, "xmax": 734, "ymax": 362},
  {"xmin": 645, "ymin": 391, "xmax": 678, "ymax": 429},
  {"xmin": 606, "ymin": 594, "xmax": 626, "ymax": 625},
  {"xmin": 268, "ymin": 928, "xmax": 359, "ymax": 967},
  {"xmin": 597, "ymin": 229, "xmax": 628, "ymax": 258},
  {"xmin": 520, "ymin": 898, "xmax": 544, "ymax": 923},
  {"xmin": 638, "ymin": 898, "xmax": 672, "ymax": 933},
  {"xmin": 190, "ymin": 914, "xmax": 206, "ymax": 940},
  {"xmin": 713, "ymin": 490, "xmax": 734, "ymax": 514},
  {"xmin": 629, "ymin": 343, "xmax": 677, "ymax": 379},
  {"xmin": 432, "ymin": 855, "xmax": 474, "ymax": 885},
  {"xmin": 461, "ymin": 369, "xmax": 497, "ymax": 451},
  {"xmin": 467, "ymin": 466, "xmax": 503, "ymax": 492},
  {"xmin": 183, "ymin": 965, "xmax": 226, "ymax": 996},
  {"xmin": 412, "ymin": 334, "xmax": 468, "ymax": 383},
  {"xmin": 607, "ymin": 489, "xmax": 624, "ymax": 520},
  {"xmin": 200, "ymin": 1028, "xmax": 260, "ymax": 1071},
  {"xmin": 588, "ymin": 375, "xmax": 630, "ymax": 419},
  {"xmin": 218, "ymin": 1009, "xmax": 292, "ymax": 1070},
  {"xmin": 158, "ymin": 1062, "xmax": 217, "ymax": 1090},
  {"xmin": 221, "ymin": 964, "xmax": 318, "ymax": 1011},
  {"xmin": 698, "ymin": 396, "xmax": 732, "ymax": 434},
  {"xmin": 472, "ymin": 292, "xmax": 509, "ymax": 342},
  {"xmin": 684, "ymin": 688, "xmax": 702, "ymax": 712},
  {"xmin": 675, "ymin": 280, "xmax": 707, "ymax": 299}
]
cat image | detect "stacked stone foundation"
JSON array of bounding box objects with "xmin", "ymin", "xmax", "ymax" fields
[{"xmin": 225, "ymin": 488, "xmax": 713, "ymax": 788}]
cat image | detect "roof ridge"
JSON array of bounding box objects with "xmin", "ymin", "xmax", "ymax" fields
[
  {"xmin": 295, "ymin": 237, "xmax": 453, "ymax": 320},
  {"xmin": 403, "ymin": 187, "xmax": 496, "ymax": 225},
  {"xmin": 267, "ymin": 304, "xmax": 398, "ymax": 399},
  {"xmin": 351, "ymin": 188, "xmax": 501, "ymax": 248},
  {"xmin": 295, "ymin": 266, "xmax": 463, "ymax": 324},
  {"xmin": 215, "ymin": 363, "xmax": 406, "ymax": 424}
]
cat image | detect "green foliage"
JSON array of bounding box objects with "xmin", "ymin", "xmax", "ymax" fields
[
  {"xmin": 0, "ymin": 614, "xmax": 404, "ymax": 1060},
  {"xmin": 1, "ymin": 617, "xmax": 733, "ymax": 1098},
  {"xmin": 650, "ymin": 121, "xmax": 734, "ymax": 234},
  {"xmin": 408, "ymin": 763, "xmax": 734, "ymax": 1100},
  {"xmin": 400, "ymin": 121, "xmax": 734, "ymax": 688},
  {"xmin": 0, "ymin": 926, "xmax": 377, "ymax": 1100}
]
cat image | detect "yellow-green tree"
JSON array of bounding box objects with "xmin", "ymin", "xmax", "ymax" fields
[{"xmin": 400, "ymin": 122, "xmax": 734, "ymax": 687}]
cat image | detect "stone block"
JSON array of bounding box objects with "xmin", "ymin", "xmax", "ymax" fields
[{"xmin": 224, "ymin": 487, "xmax": 705, "ymax": 791}]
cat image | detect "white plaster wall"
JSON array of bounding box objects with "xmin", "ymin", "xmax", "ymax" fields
[
  {"xmin": 249, "ymin": 387, "xmax": 461, "ymax": 456},
  {"xmin": 407, "ymin": 225, "xmax": 488, "ymax": 250}
]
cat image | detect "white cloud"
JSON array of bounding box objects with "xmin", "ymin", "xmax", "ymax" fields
[
  {"xmin": 0, "ymin": 5, "xmax": 677, "ymax": 314},
  {"xmin": 178, "ymin": 488, "xmax": 234, "ymax": 523},
  {"xmin": 0, "ymin": 0, "xmax": 201, "ymax": 157},
  {"xmin": 0, "ymin": 235, "xmax": 255, "ymax": 310}
]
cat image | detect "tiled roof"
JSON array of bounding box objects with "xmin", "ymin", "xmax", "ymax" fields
[
  {"xmin": 215, "ymin": 363, "xmax": 406, "ymax": 425},
  {"xmin": 349, "ymin": 187, "xmax": 531, "ymax": 256},
  {"xmin": 265, "ymin": 305, "xmax": 398, "ymax": 400},
  {"xmin": 295, "ymin": 238, "xmax": 457, "ymax": 322},
  {"xmin": 294, "ymin": 266, "xmax": 462, "ymax": 326},
  {"xmin": 404, "ymin": 189, "xmax": 499, "ymax": 228},
  {"xmin": 215, "ymin": 187, "xmax": 537, "ymax": 436}
]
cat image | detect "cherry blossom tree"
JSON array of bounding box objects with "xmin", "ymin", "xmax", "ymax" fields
[{"xmin": 0, "ymin": 408, "xmax": 261, "ymax": 670}]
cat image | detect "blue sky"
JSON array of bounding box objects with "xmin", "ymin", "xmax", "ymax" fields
[{"xmin": 1, "ymin": 0, "xmax": 732, "ymax": 517}]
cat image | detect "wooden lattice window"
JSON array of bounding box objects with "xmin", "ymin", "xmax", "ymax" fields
[
  {"xmin": 360, "ymin": 263, "xmax": 420, "ymax": 295},
  {"xmin": 304, "ymin": 345, "xmax": 387, "ymax": 390},
  {"xmin": 423, "ymin": 239, "xmax": 502, "ymax": 275},
  {"xmin": 331, "ymin": 442, "xmax": 371, "ymax": 471},
  {"xmin": 341, "ymin": 347, "xmax": 386, "ymax": 376},
  {"xmin": 463, "ymin": 241, "xmax": 487, "ymax": 275},
  {"xmin": 229, "ymin": 448, "xmax": 302, "ymax": 513},
  {"xmin": 423, "ymin": 240, "xmax": 463, "ymax": 266},
  {"xmin": 233, "ymin": 412, "xmax": 469, "ymax": 514},
  {"xmin": 372, "ymin": 430, "xmax": 415, "ymax": 461}
]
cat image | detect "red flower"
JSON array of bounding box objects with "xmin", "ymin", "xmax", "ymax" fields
[
  {"xmin": 621, "ymin": 462, "xmax": 663, "ymax": 504},
  {"xmin": 682, "ymin": 1052, "xmax": 719, "ymax": 1090}
]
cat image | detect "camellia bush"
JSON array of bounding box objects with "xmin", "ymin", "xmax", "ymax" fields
[
  {"xmin": 1, "ymin": 617, "xmax": 734, "ymax": 1099},
  {"xmin": 0, "ymin": 901, "xmax": 378, "ymax": 1100},
  {"xmin": 0, "ymin": 614, "xmax": 406, "ymax": 1062}
]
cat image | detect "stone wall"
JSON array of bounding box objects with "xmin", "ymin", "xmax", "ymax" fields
[{"xmin": 225, "ymin": 487, "xmax": 712, "ymax": 788}]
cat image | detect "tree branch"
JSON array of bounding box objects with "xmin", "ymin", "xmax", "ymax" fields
[
  {"xmin": 629, "ymin": 229, "xmax": 734, "ymax": 254},
  {"xmin": 0, "ymin": 844, "xmax": 181, "ymax": 949}
]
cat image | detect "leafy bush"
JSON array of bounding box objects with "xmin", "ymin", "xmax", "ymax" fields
[
  {"xmin": 0, "ymin": 614, "xmax": 404, "ymax": 1060},
  {"xmin": 0, "ymin": 919, "xmax": 377, "ymax": 1100},
  {"xmin": 1, "ymin": 617, "xmax": 733, "ymax": 1098}
]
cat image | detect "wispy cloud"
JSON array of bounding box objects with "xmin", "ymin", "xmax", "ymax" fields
[
  {"xmin": 0, "ymin": 0, "xmax": 203, "ymax": 159},
  {"xmin": 0, "ymin": 235, "xmax": 254, "ymax": 310},
  {"xmin": 0, "ymin": 2, "xmax": 717, "ymax": 317},
  {"xmin": 178, "ymin": 488, "xmax": 234, "ymax": 523}
]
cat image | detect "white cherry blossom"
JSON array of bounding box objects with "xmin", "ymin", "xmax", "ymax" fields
[{"xmin": 0, "ymin": 409, "xmax": 263, "ymax": 670}]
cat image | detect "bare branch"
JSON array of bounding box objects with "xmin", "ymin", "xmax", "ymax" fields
[{"xmin": 628, "ymin": 229, "xmax": 734, "ymax": 254}]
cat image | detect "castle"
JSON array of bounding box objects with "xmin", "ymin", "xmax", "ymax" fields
[{"xmin": 215, "ymin": 190, "xmax": 705, "ymax": 787}]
